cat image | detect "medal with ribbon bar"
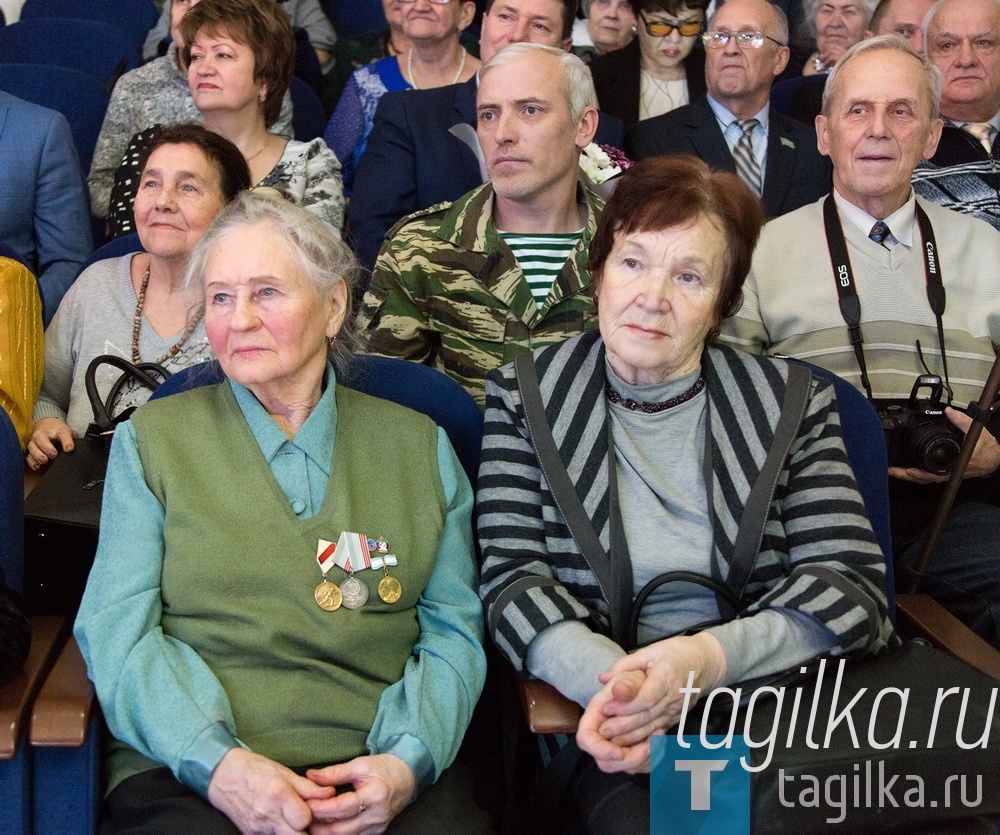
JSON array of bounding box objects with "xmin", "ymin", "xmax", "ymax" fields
[
  {"xmin": 314, "ymin": 539, "xmax": 342, "ymax": 611},
  {"xmin": 334, "ymin": 532, "xmax": 371, "ymax": 609},
  {"xmin": 372, "ymin": 537, "xmax": 402, "ymax": 603}
]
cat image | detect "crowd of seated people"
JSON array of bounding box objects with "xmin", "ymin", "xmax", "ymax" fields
[
  {"xmin": 6, "ymin": 0, "xmax": 1000, "ymax": 830},
  {"xmin": 323, "ymin": 0, "xmax": 480, "ymax": 192},
  {"xmin": 106, "ymin": 0, "xmax": 344, "ymax": 238}
]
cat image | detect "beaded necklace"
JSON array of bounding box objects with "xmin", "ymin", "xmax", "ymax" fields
[
  {"xmin": 604, "ymin": 373, "xmax": 705, "ymax": 414},
  {"xmin": 131, "ymin": 266, "xmax": 201, "ymax": 365}
]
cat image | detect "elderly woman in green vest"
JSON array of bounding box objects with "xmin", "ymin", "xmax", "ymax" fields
[{"xmin": 74, "ymin": 189, "xmax": 488, "ymax": 834}]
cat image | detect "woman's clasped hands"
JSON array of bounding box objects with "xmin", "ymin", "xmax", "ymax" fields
[
  {"xmin": 208, "ymin": 748, "xmax": 415, "ymax": 835},
  {"xmin": 576, "ymin": 632, "xmax": 728, "ymax": 774}
]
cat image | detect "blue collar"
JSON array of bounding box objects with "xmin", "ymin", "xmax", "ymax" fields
[{"xmin": 229, "ymin": 363, "xmax": 338, "ymax": 476}]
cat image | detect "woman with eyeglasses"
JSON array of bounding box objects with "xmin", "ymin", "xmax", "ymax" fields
[
  {"xmin": 590, "ymin": 0, "xmax": 709, "ymax": 129},
  {"xmin": 323, "ymin": 0, "xmax": 480, "ymax": 193}
]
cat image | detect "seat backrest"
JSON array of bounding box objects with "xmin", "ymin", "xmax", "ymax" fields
[
  {"xmin": 0, "ymin": 19, "xmax": 140, "ymax": 87},
  {"xmin": 77, "ymin": 233, "xmax": 143, "ymax": 277},
  {"xmin": 320, "ymin": 0, "xmax": 387, "ymax": 37},
  {"xmin": 770, "ymin": 74, "xmax": 826, "ymax": 117},
  {"xmin": 19, "ymin": 0, "xmax": 157, "ymax": 47},
  {"xmin": 149, "ymin": 356, "xmax": 485, "ymax": 484},
  {"xmin": 789, "ymin": 359, "xmax": 895, "ymax": 616},
  {"xmin": 0, "ymin": 408, "xmax": 23, "ymax": 595},
  {"xmin": 292, "ymin": 27, "xmax": 322, "ymax": 95},
  {"xmin": 289, "ymin": 76, "xmax": 326, "ymax": 142},
  {"xmin": 0, "ymin": 63, "xmax": 108, "ymax": 172}
]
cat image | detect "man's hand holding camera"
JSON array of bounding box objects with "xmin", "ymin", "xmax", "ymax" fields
[{"xmin": 890, "ymin": 406, "xmax": 1000, "ymax": 484}]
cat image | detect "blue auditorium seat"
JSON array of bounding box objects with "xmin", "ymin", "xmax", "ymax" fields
[
  {"xmin": 19, "ymin": 0, "xmax": 157, "ymax": 49},
  {"xmin": 0, "ymin": 63, "xmax": 108, "ymax": 173},
  {"xmin": 0, "ymin": 19, "xmax": 141, "ymax": 89}
]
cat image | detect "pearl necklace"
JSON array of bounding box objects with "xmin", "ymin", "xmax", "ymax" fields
[
  {"xmin": 605, "ymin": 374, "xmax": 705, "ymax": 413},
  {"xmin": 131, "ymin": 265, "xmax": 202, "ymax": 365},
  {"xmin": 406, "ymin": 47, "xmax": 467, "ymax": 90}
]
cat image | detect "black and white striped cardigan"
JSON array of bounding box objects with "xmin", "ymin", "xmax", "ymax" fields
[{"xmin": 477, "ymin": 331, "xmax": 894, "ymax": 673}]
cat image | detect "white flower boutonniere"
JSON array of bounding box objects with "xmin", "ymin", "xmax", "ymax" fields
[{"xmin": 578, "ymin": 143, "xmax": 634, "ymax": 197}]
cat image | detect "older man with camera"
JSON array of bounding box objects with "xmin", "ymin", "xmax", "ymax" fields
[{"xmin": 722, "ymin": 36, "xmax": 1000, "ymax": 648}]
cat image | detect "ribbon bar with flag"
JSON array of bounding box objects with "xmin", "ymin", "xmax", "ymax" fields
[{"xmin": 316, "ymin": 539, "xmax": 337, "ymax": 574}]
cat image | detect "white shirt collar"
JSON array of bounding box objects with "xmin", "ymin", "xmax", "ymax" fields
[
  {"xmin": 832, "ymin": 188, "xmax": 917, "ymax": 247},
  {"xmin": 705, "ymin": 95, "xmax": 770, "ymax": 134}
]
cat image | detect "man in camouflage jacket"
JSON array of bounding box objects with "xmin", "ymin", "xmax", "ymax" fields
[{"xmin": 358, "ymin": 44, "xmax": 604, "ymax": 406}]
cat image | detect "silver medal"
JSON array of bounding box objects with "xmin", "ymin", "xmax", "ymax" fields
[{"xmin": 340, "ymin": 575, "xmax": 369, "ymax": 609}]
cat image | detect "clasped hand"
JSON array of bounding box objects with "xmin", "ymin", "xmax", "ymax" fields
[
  {"xmin": 575, "ymin": 632, "xmax": 727, "ymax": 775},
  {"xmin": 207, "ymin": 748, "xmax": 415, "ymax": 835}
]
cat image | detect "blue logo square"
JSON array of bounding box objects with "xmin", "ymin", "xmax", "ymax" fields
[{"xmin": 650, "ymin": 735, "xmax": 751, "ymax": 834}]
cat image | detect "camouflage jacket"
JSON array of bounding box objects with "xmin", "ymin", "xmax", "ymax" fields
[{"xmin": 358, "ymin": 183, "xmax": 603, "ymax": 406}]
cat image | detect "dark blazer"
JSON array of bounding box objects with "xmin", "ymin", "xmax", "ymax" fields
[
  {"xmin": 625, "ymin": 95, "xmax": 831, "ymax": 218},
  {"xmin": 589, "ymin": 38, "xmax": 708, "ymax": 130},
  {"xmin": 347, "ymin": 78, "xmax": 625, "ymax": 275}
]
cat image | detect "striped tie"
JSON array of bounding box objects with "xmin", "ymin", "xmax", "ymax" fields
[
  {"xmin": 961, "ymin": 122, "xmax": 994, "ymax": 154},
  {"xmin": 733, "ymin": 118, "xmax": 762, "ymax": 196}
]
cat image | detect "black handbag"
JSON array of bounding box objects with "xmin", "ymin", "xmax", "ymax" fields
[
  {"xmin": 513, "ymin": 354, "xmax": 1000, "ymax": 832},
  {"xmin": 23, "ymin": 355, "xmax": 169, "ymax": 614}
]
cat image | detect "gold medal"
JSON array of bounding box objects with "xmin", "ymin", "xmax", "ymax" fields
[
  {"xmin": 340, "ymin": 575, "xmax": 369, "ymax": 609},
  {"xmin": 378, "ymin": 575, "xmax": 402, "ymax": 604},
  {"xmin": 314, "ymin": 581, "xmax": 342, "ymax": 611}
]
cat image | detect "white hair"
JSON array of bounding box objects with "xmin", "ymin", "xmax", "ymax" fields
[
  {"xmin": 187, "ymin": 188, "xmax": 361, "ymax": 367},
  {"xmin": 801, "ymin": 0, "xmax": 878, "ymax": 39},
  {"xmin": 479, "ymin": 42, "xmax": 597, "ymax": 122},
  {"xmin": 821, "ymin": 34, "xmax": 942, "ymax": 118}
]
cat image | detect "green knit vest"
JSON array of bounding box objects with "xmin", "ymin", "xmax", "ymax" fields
[{"xmin": 126, "ymin": 381, "xmax": 444, "ymax": 772}]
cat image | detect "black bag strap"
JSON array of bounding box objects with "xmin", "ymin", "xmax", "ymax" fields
[
  {"xmin": 85, "ymin": 354, "xmax": 171, "ymax": 434},
  {"xmin": 623, "ymin": 362, "xmax": 813, "ymax": 648}
]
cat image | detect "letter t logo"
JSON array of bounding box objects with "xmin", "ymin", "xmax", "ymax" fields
[{"xmin": 675, "ymin": 760, "xmax": 728, "ymax": 810}]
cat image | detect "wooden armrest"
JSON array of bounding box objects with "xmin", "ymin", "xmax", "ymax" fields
[
  {"xmin": 514, "ymin": 676, "xmax": 582, "ymax": 735},
  {"xmin": 30, "ymin": 635, "xmax": 95, "ymax": 747},
  {"xmin": 0, "ymin": 616, "xmax": 68, "ymax": 758},
  {"xmin": 896, "ymin": 593, "xmax": 1000, "ymax": 680}
]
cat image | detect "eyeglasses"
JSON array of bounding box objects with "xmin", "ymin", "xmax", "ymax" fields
[
  {"xmin": 702, "ymin": 29, "xmax": 786, "ymax": 48},
  {"xmin": 640, "ymin": 15, "xmax": 704, "ymax": 37}
]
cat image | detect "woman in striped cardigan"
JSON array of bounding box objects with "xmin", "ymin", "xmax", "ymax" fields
[{"xmin": 477, "ymin": 156, "xmax": 893, "ymax": 831}]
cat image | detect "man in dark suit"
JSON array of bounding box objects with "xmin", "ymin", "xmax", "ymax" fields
[
  {"xmin": 0, "ymin": 91, "xmax": 92, "ymax": 324},
  {"xmin": 348, "ymin": 0, "xmax": 624, "ymax": 275},
  {"xmin": 626, "ymin": 0, "xmax": 830, "ymax": 217}
]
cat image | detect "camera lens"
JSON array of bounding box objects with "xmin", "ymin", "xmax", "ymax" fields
[{"xmin": 907, "ymin": 423, "xmax": 961, "ymax": 475}]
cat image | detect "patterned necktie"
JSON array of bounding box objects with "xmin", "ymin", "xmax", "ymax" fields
[
  {"xmin": 961, "ymin": 122, "xmax": 994, "ymax": 154},
  {"xmin": 733, "ymin": 118, "xmax": 762, "ymax": 196},
  {"xmin": 869, "ymin": 221, "xmax": 891, "ymax": 247}
]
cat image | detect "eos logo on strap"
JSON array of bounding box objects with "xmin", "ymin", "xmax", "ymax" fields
[{"xmin": 838, "ymin": 264, "xmax": 850, "ymax": 287}]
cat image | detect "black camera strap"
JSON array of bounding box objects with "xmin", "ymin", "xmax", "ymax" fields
[{"xmin": 822, "ymin": 194, "xmax": 950, "ymax": 402}]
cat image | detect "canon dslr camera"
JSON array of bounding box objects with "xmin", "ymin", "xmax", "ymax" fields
[{"xmin": 878, "ymin": 375, "xmax": 963, "ymax": 475}]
